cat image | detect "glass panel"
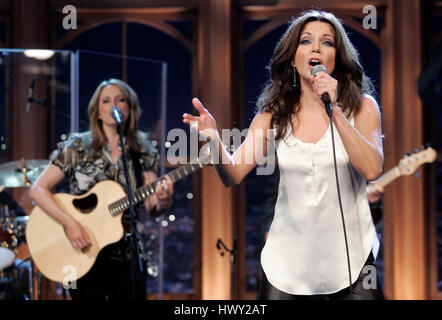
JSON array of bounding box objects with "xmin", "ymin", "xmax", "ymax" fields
[
  {"xmin": 0, "ymin": 49, "xmax": 73, "ymax": 299},
  {"xmin": 0, "ymin": 49, "xmax": 73, "ymax": 158},
  {"xmin": 76, "ymin": 49, "xmax": 167, "ymax": 297},
  {"xmin": 0, "ymin": 49, "xmax": 170, "ymax": 298},
  {"xmin": 126, "ymin": 22, "xmax": 195, "ymax": 295}
]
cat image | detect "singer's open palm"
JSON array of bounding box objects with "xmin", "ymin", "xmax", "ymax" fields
[{"xmin": 182, "ymin": 98, "xmax": 218, "ymax": 140}]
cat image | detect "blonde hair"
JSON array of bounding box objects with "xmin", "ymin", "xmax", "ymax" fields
[{"xmin": 87, "ymin": 78, "xmax": 145, "ymax": 153}]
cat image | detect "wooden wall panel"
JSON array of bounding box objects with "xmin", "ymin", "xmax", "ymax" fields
[
  {"xmin": 197, "ymin": 0, "xmax": 236, "ymax": 300},
  {"xmin": 382, "ymin": 0, "xmax": 426, "ymax": 300}
]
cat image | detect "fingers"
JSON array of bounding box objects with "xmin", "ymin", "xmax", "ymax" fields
[
  {"xmin": 155, "ymin": 179, "xmax": 165, "ymax": 195},
  {"xmin": 182, "ymin": 113, "xmax": 197, "ymax": 124},
  {"xmin": 67, "ymin": 222, "xmax": 90, "ymax": 250},
  {"xmin": 82, "ymin": 229, "xmax": 90, "ymax": 244},
  {"xmin": 192, "ymin": 97, "xmax": 206, "ymax": 114},
  {"xmin": 183, "ymin": 97, "xmax": 207, "ymax": 124},
  {"xmin": 370, "ymin": 184, "xmax": 384, "ymax": 194},
  {"xmin": 311, "ymin": 72, "xmax": 337, "ymax": 103},
  {"xmin": 183, "ymin": 97, "xmax": 206, "ymax": 121},
  {"xmin": 72, "ymin": 237, "xmax": 88, "ymax": 250},
  {"xmin": 155, "ymin": 176, "xmax": 173, "ymax": 198},
  {"xmin": 74, "ymin": 232, "xmax": 90, "ymax": 250},
  {"xmin": 366, "ymin": 183, "xmax": 384, "ymax": 203},
  {"xmin": 164, "ymin": 175, "xmax": 174, "ymax": 192}
]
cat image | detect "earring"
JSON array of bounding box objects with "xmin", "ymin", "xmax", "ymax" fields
[{"xmin": 292, "ymin": 66, "xmax": 297, "ymax": 87}]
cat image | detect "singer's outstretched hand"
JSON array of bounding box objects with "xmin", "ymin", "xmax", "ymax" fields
[
  {"xmin": 182, "ymin": 98, "xmax": 219, "ymax": 140},
  {"xmin": 309, "ymin": 71, "xmax": 338, "ymax": 106}
]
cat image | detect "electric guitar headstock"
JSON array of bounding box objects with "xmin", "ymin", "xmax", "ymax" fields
[{"xmin": 397, "ymin": 145, "xmax": 437, "ymax": 176}]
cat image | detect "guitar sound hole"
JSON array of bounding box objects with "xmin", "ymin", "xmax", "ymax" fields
[{"xmin": 72, "ymin": 193, "xmax": 98, "ymax": 214}]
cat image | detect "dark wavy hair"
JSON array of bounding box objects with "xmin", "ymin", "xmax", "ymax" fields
[
  {"xmin": 87, "ymin": 78, "xmax": 146, "ymax": 153},
  {"xmin": 257, "ymin": 10, "xmax": 375, "ymax": 141}
]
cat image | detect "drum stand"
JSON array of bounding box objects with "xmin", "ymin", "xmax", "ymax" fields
[{"xmin": 29, "ymin": 259, "xmax": 41, "ymax": 300}]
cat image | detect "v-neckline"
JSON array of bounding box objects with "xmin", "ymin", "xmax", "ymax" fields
[
  {"xmin": 104, "ymin": 144, "xmax": 122, "ymax": 165},
  {"xmin": 290, "ymin": 121, "xmax": 330, "ymax": 145}
]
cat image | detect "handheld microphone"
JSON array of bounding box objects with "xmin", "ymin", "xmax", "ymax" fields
[
  {"xmin": 111, "ymin": 106, "xmax": 123, "ymax": 125},
  {"xmin": 26, "ymin": 77, "xmax": 37, "ymax": 112},
  {"xmin": 311, "ymin": 64, "xmax": 333, "ymax": 117}
]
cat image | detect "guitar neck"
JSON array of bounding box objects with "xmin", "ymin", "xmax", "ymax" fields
[
  {"xmin": 109, "ymin": 159, "xmax": 206, "ymax": 216},
  {"xmin": 371, "ymin": 166, "xmax": 401, "ymax": 188}
]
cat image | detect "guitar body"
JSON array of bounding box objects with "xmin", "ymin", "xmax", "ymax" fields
[
  {"xmin": 25, "ymin": 144, "xmax": 213, "ymax": 284},
  {"xmin": 26, "ymin": 180, "xmax": 126, "ymax": 284}
]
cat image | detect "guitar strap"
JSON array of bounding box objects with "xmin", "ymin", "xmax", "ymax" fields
[{"xmin": 131, "ymin": 150, "xmax": 143, "ymax": 189}]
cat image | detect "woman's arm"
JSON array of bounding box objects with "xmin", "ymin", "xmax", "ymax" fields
[
  {"xmin": 311, "ymin": 73, "xmax": 383, "ymax": 181},
  {"xmin": 332, "ymin": 95, "xmax": 384, "ymax": 181},
  {"xmin": 183, "ymin": 98, "xmax": 273, "ymax": 187},
  {"xmin": 29, "ymin": 164, "xmax": 90, "ymax": 249}
]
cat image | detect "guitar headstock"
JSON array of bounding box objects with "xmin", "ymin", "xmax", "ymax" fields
[{"xmin": 398, "ymin": 146, "xmax": 437, "ymax": 176}]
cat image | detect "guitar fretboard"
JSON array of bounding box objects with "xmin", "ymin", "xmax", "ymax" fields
[
  {"xmin": 368, "ymin": 147, "xmax": 437, "ymax": 189},
  {"xmin": 108, "ymin": 158, "xmax": 206, "ymax": 216},
  {"xmin": 371, "ymin": 166, "xmax": 401, "ymax": 188}
]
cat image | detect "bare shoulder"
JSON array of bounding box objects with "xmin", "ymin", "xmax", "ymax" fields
[
  {"xmin": 359, "ymin": 94, "xmax": 381, "ymax": 118},
  {"xmin": 249, "ymin": 111, "xmax": 273, "ymax": 130}
]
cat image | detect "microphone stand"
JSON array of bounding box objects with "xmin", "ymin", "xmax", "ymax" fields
[
  {"xmin": 116, "ymin": 122, "xmax": 144, "ymax": 300},
  {"xmin": 216, "ymin": 237, "xmax": 237, "ymax": 300},
  {"xmin": 28, "ymin": 96, "xmax": 89, "ymax": 125}
]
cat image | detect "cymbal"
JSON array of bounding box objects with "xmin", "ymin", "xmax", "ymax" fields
[{"xmin": 0, "ymin": 160, "xmax": 49, "ymax": 188}]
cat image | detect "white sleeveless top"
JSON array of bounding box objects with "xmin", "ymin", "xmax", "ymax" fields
[{"xmin": 261, "ymin": 118, "xmax": 376, "ymax": 295}]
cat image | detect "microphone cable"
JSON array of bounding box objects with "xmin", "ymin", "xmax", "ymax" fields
[
  {"xmin": 311, "ymin": 64, "xmax": 354, "ymax": 299},
  {"xmin": 327, "ymin": 106, "xmax": 354, "ymax": 299}
]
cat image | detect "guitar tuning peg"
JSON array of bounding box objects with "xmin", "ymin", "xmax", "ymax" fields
[
  {"xmin": 414, "ymin": 172, "xmax": 422, "ymax": 179},
  {"xmin": 413, "ymin": 148, "xmax": 419, "ymax": 154},
  {"xmin": 404, "ymin": 152, "xmax": 410, "ymax": 157},
  {"xmin": 426, "ymin": 142, "xmax": 432, "ymax": 148}
]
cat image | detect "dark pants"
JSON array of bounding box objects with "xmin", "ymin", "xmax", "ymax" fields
[
  {"xmin": 68, "ymin": 241, "xmax": 147, "ymax": 300},
  {"xmin": 258, "ymin": 253, "xmax": 384, "ymax": 300}
]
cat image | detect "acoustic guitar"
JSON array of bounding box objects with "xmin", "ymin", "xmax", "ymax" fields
[{"xmin": 26, "ymin": 149, "xmax": 212, "ymax": 284}]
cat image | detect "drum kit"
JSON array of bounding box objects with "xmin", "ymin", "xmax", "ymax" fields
[{"xmin": 0, "ymin": 159, "xmax": 48, "ymax": 300}]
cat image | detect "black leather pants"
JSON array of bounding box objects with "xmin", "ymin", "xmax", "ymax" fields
[{"xmin": 258, "ymin": 253, "xmax": 384, "ymax": 300}]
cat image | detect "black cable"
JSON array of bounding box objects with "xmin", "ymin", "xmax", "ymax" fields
[
  {"xmin": 216, "ymin": 238, "xmax": 237, "ymax": 300},
  {"xmin": 14, "ymin": 257, "xmax": 31, "ymax": 269},
  {"xmin": 328, "ymin": 110, "xmax": 354, "ymax": 299}
]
